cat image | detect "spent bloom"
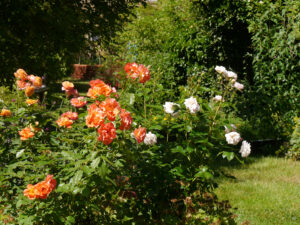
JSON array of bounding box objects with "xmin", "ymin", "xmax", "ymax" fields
[
  {"xmin": 119, "ymin": 109, "xmax": 133, "ymax": 130},
  {"xmin": 24, "ymin": 175, "xmax": 56, "ymax": 200},
  {"xmin": 225, "ymin": 132, "xmax": 241, "ymax": 145},
  {"xmin": 144, "ymin": 132, "xmax": 157, "ymax": 145},
  {"xmin": 233, "ymin": 82, "xmax": 244, "ymax": 91},
  {"xmin": 163, "ymin": 102, "xmax": 180, "ymax": 117},
  {"xmin": 240, "ymin": 140, "xmax": 251, "ymax": 158},
  {"xmin": 133, "ymin": 125, "xmax": 147, "ymax": 144},
  {"xmin": 213, "ymin": 95, "xmax": 223, "ymax": 102},
  {"xmin": 184, "ymin": 97, "xmax": 200, "ymax": 114}
]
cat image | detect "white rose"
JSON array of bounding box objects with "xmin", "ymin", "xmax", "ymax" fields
[
  {"xmin": 184, "ymin": 96, "xmax": 200, "ymax": 114},
  {"xmin": 227, "ymin": 71, "xmax": 238, "ymax": 80},
  {"xmin": 225, "ymin": 132, "xmax": 241, "ymax": 145},
  {"xmin": 163, "ymin": 102, "xmax": 180, "ymax": 117},
  {"xmin": 215, "ymin": 66, "xmax": 227, "ymax": 75},
  {"xmin": 213, "ymin": 95, "xmax": 223, "ymax": 102},
  {"xmin": 233, "ymin": 82, "xmax": 244, "ymax": 91},
  {"xmin": 240, "ymin": 140, "xmax": 251, "ymax": 157},
  {"xmin": 144, "ymin": 132, "xmax": 157, "ymax": 145}
]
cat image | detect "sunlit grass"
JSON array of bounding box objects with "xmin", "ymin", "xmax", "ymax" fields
[{"xmin": 215, "ymin": 157, "xmax": 300, "ymax": 225}]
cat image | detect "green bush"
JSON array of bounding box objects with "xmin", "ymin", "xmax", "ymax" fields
[{"xmin": 286, "ymin": 117, "xmax": 300, "ymax": 160}]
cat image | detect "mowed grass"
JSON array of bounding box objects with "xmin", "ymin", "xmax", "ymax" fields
[{"xmin": 215, "ymin": 157, "xmax": 300, "ymax": 225}]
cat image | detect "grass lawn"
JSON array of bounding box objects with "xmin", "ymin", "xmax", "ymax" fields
[{"xmin": 215, "ymin": 157, "xmax": 300, "ymax": 225}]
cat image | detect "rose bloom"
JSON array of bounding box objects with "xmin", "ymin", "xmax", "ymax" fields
[
  {"xmin": 14, "ymin": 69, "xmax": 28, "ymax": 81},
  {"xmin": 25, "ymin": 86, "xmax": 35, "ymax": 97},
  {"xmin": 19, "ymin": 127, "xmax": 35, "ymax": 140},
  {"xmin": 124, "ymin": 62, "xmax": 139, "ymax": 79},
  {"xmin": 31, "ymin": 76, "xmax": 42, "ymax": 88},
  {"xmin": 62, "ymin": 81, "xmax": 74, "ymax": 91},
  {"xmin": 163, "ymin": 102, "xmax": 180, "ymax": 117},
  {"xmin": 16, "ymin": 80, "xmax": 31, "ymax": 90},
  {"xmin": 61, "ymin": 112, "xmax": 78, "ymax": 121},
  {"xmin": 97, "ymin": 122, "xmax": 117, "ymax": 145},
  {"xmin": 66, "ymin": 88, "xmax": 79, "ymax": 98},
  {"xmin": 87, "ymin": 85, "xmax": 112, "ymax": 99},
  {"xmin": 215, "ymin": 66, "xmax": 228, "ymax": 77},
  {"xmin": 213, "ymin": 95, "xmax": 223, "ymax": 102},
  {"xmin": 86, "ymin": 106, "xmax": 106, "ymax": 128},
  {"xmin": 227, "ymin": 71, "xmax": 237, "ymax": 80},
  {"xmin": 119, "ymin": 109, "xmax": 133, "ymax": 130},
  {"xmin": 133, "ymin": 125, "xmax": 146, "ymax": 143},
  {"xmin": 56, "ymin": 116, "xmax": 73, "ymax": 128},
  {"xmin": 240, "ymin": 140, "xmax": 251, "ymax": 158},
  {"xmin": 24, "ymin": 175, "xmax": 56, "ymax": 200},
  {"xmin": 138, "ymin": 64, "xmax": 150, "ymax": 83},
  {"xmin": 225, "ymin": 132, "xmax": 241, "ymax": 145},
  {"xmin": 0, "ymin": 109, "xmax": 12, "ymax": 117},
  {"xmin": 26, "ymin": 99, "xmax": 39, "ymax": 105},
  {"xmin": 233, "ymin": 82, "xmax": 244, "ymax": 91},
  {"xmin": 89, "ymin": 79, "xmax": 106, "ymax": 88},
  {"xmin": 144, "ymin": 132, "xmax": 157, "ymax": 145},
  {"xmin": 100, "ymin": 98, "xmax": 121, "ymax": 121},
  {"xmin": 71, "ymin": 97, "xmax": 87, "ymax": 108},
  {"xmin": 184, "ymin": 97, "xmax": 200, "ymax": 114}
]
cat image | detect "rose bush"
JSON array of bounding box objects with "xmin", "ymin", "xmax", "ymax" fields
[{"xmin": 0, "ymin": 65, "xmax": 250, "ymax": 224}]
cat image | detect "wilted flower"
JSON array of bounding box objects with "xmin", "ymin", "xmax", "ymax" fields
[
  {"xmin": 66, "ymin": 88, "xmax": 79, "ymax": 98},
  {"xmin": 163, "ymin": 102, "xmax": 180, "ymax": 117},
  {"xmin": 71, "ymin": 97, "xmax": 87, "ymax": 108},
  {"xmin": 144, "ymin": 132, "xmax": 157, "ymax": 145},
  {"xmin": 138, "ymin": 64, "xmax": 150, "ymax": 83},
  {"xmin": 233, "ymin": 82, "xmax": 244, "ymax": 91},
  {"xmin": 184, "ymin": 97, "xmax": 200, "ymax": 114},
  {"xmin": 19, "ymin": 127, "xmax": 35, "ymax": 140},
  {"xmin": 133, "ymin": 125, "xmax": 146, "ymax": 143},
  {"xmin": 240, "ymin": 141, "xmax": 251, "ymax": 157},
  {"xmin": 224, "ymin": 125, "xmax": 230, "ymax": 133},
  {"xmin": 0, "ymin": 109, "xmax": 12, "ymax": 117},
  {"xmin": 213, "ymin": 95, "xmax": 223, "ymax": 102},
  {"xmin": 97, "ymin": 122, "xmax": 117, "ymax": 145},
  {"xmin": 225, "ymin": 132, "xmax": 241, "ymax": 145}
]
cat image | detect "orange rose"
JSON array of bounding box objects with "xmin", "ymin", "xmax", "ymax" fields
[
  {"xmin": 0, "ymin": 109, "xmax": 12, "ymax": 117},
  {"xmin": 89, "ymin": 79, "xmax": 106, "ymax": 88},
  {"xmin": 62, "ymin": 81, "xmax": 74, "ymax": 91},
  {"xmin": 26, "ymin": 99, "xmax": 39, "ymax": 105},
  {"xmin": 27, "ymin": 75, "xmax": 42, "ymax": 88},
  {"xmin": 25, "ymin": 86, "xmax": 35, "ymax": 97},
  {"xmin": 124, "ymin": 62, "xmax": 139, "ymax": 79},
  {"xmin": 97, "ymin": 122, "xmax": 117, "ymax": 145},
  {"xmin": 100, "ymin": 98, "xmax": 121, "ymax": 121},
  {"xmin": 19, "ymin": 127, "xmax": 35, "ymax": 140},
  {"xmin": 138, "ymin": 64, "xmax": 150, "ymax": 83},
  {"xmin": 56, "ymin": 116, "xmax": 73, "ymax": 128},
  {"xmin": 119, "ymin": 109, "xmax": 132, "ymax": 130},
  {"xmin": 14, "ymin": 69, "xmax": 28, "ymax": 81},
  {"xmin": 86, "ymin": 106, "xmax": 105, "ymax": 128},
  {"xmin": 16, "ymin": 80, "xmax": 31, "ymax": 90},
  {"xmin": 70, "ymin": 97, "xmax": 87, "ymax": 108},
  {"xmin": 87, "ymin": 85, "xmax": 112, "ymax": 99},
  {"xmin": 61, "ymin": 112, "xmax": 78, "ymax": 121},
  {"xmin": 24, "ymin": 174, "xmax": 56, "ymax": 200},
  {"xmin": 133, "ymin": 125, "xmax": 146, "ymax": 143}
]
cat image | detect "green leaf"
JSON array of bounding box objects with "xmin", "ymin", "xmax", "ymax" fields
[
  {"xmin": 70, "ymin": 170, "xmax": 83, "ymax": 185},
  {"xmin": 91, "ymin": 157, "xmax": 100, "ymax": 169},
  {"xmin": 222, "ymin": 151, "xmax": 235, "ymax": 161}
]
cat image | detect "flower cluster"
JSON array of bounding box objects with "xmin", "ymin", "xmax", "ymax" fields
[
  {"xmin": 62, "ymin": 81, "xmax": 79, "ymax": 98},
  {"xmin": 56, "ymin": 112, "xmax": 78, "ymax": 129},
  {"xmin": 14, "ymin": 69, "xmax": 43, "ymax": 97},
  {"xmin": 215, "ymin": 65, "xmax": 244, "ymax": 91},
  {"xmin": 24, "ymin": 175, "xmax": 56, "ymax": 200},
  {"xmin": 124, "ymin": 62, "xmax": 150, "ymax": 83},
  {"xmin": 224, "ymin": 127, "xmax": 251, "ymax": 157},
  {"xmin": 87, "ymin": 79, "xmax": 112, "ymax": 99}
]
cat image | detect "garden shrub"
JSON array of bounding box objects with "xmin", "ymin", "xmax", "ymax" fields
[
  {"xmin": 0, "ymin": 64, "xmax": 251, "ymax": 224},
  {"xmin": 286, "ymin": 117, "xmax": 300, "ymax": 160}
]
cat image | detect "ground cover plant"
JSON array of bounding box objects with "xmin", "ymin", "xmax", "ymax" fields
[{"xmin": 0, "ymin": 63, "xmax": 252, "ymax": 224}]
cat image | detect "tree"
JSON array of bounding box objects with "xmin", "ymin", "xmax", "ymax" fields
[{"xmin": 0, "ymin": 0, "xmax": 145, "ymax": 86}]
